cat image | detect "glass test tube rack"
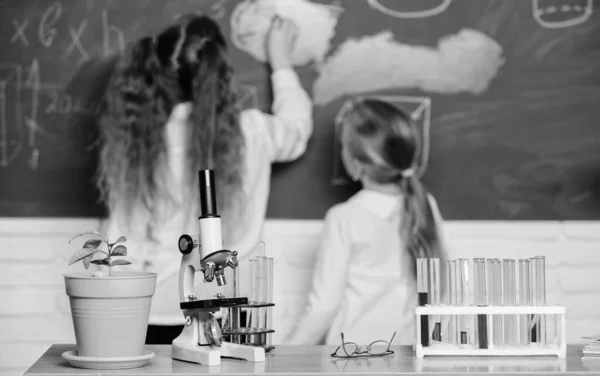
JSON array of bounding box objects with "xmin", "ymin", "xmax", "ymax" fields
[
  {"xmin": 415, "ymin": 256, "xmax": 566, "ymax": 358},
  {"xmin": 222, "ymin": 250, "xmax": 275, "ymax": 352},
  {"xmin": 414, "ymin": 305, "xmax": 566, "ymax": 358}
]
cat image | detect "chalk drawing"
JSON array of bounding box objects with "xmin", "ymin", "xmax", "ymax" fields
[
  {"xmin": 313, "ymin": 29, "xmax": 504, "ymax": 106},
  {"xmin": 230, "ymin": 0, "xmax": 342, "ymax": 66},
  {"xmin": 367, "ymin": 0, "xmax": 452, "ymax": 18},
  {"xmin": 0, "ymin": 66, "xmax": 23, "ymax": 167},
  {"xmin": 38, "ymin": 1, "xmax": 62, "ymax": 48},
  {"xmin": 11, "ymin": 19, "xmax": 30, "ymax": 47},
  {"xmin": 533, "ymin": 0, "xmax": 593, "ymax": 28},
  {"xmin": 236, "ymin": 84, "xmax": 259, "ymax": 110},
  {"xmin": 332, "ymin": 95, "xmax": 432, "ymax": 185},
  {"xmin": 210, "ymin": 0, "xmax": 229, "ymax": 19}
]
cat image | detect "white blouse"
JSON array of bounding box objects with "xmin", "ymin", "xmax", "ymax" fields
[
  {"xmin": 102, "ymin": 69, "xmax": 313, "ymax": 325},
  {"xmin": 285, "ymin": 189, "xmax": 444, "ymax": 346}
]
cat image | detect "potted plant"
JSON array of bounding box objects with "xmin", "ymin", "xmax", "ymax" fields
[{"xmin": 62, "ymin": 228, "xmax": 157, "ymax": 369}]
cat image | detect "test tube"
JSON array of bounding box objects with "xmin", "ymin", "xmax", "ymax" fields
[
  {"xmin": 531, "ymin": 256, "xmax": 547, "ymax": 344},
  {"xmin": 246, "ymin": 259, "xmax": 257, "ymax": 330},
  {"xmin": 223, "ymin": 265, "xmax": 241, "ymax": 343},
  {"xmin": 459, "ymin": 259, "xmax": 471, "ymax": 344},
  {"xmin": 488, "ymin": 259, "xmax": 503, "ymax": 346},
  {"xmin": 428, "ymin": 258, "xmax": 441, "ymax": 341},
  {"xmin": 449, "ymin": 260, "xmax": 458, "ymax": 344},
  {"xmin": 518, "ymin": 259, "xmax": 531, "ymax": 346},
  {"xmin": 417, "ymin": 258, "xmax": 429, "ymax": 347},
  {"xmin": 502, "ymin": 259, "xmax": 517, "ymax": 346},
  {"xmin": 442, "ymin": 260, "xmax": 451, "ymax": 343},
  {"xmin": 256, "ymin": 256, "xmax": 267, "ymax": 344},
  {"xmin": 473, "ymin": 258, "xmax": 488, "ymax": 349},
  {"xmin": 258, "ymin": 256, "xmax": 274, "ymax": 347}
]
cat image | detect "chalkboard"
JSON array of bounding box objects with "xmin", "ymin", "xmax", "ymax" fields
[{"xmin": 1, "ymin": 0, "xmax": 600, "ymax": 220}]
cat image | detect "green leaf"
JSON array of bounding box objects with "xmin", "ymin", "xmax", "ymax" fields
[
  {"xmin": 110, "ymin": 245, "xmax": 127, "ymax": 256},
  {"xmin": 69, "ymin": 228, "xmax": 107, "ymax": 244},
  {"xmin": 82, "ymin": 239, "xmax": 103, "ymax": 249},
  {"xmin": 68, "ymin": 248, "xmax": 105, "ymax": 265},
  {"xmin": 110, "ymin": 259, "xmax": 131, "ymax": 267},
  {"xmin": 108, "ymin": 236, "xmax": 127, "ymax": 248},
  {"xmin": 91, "ymin": 259, "xmax": 110, "ymax": 266}
]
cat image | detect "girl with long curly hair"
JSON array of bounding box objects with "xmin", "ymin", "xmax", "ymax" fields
[
  {"xmin": 285, "ymin": 98, "xmax": 445, "ymax": 346},
  {"xmin": 96, "ymin": 15, "xmax": 311, "ymax": 343}
]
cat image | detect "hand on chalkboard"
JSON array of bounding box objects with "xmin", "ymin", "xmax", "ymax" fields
[{"xmin": 266, "ymin": 15, "xmax": 298, "ymax": 71}]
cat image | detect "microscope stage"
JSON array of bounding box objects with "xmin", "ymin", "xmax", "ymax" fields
[{"xmin": 180, "ymin": 297, "xmax": 248, "ymax": 310}]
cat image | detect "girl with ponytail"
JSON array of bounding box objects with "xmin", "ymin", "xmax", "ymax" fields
[
  {"xmin": 97, "ymin": 15, "xmax": 311, "ymax": 343},
  {"xmin": 286, "ymin": 98, "xmax": 445, "ymax": 346}
]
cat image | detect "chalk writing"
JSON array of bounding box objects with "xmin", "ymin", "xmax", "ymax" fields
[
  {"xmin": 11, "ymin": 19, "xmax": 30, "ymax": 47},
  {"xmin": 38, "ymin": 1, "xmax": 62, "ymax": 48},
  {"xmin": 44, "ymin": 89, "xmax": 95, "ymax": 115},
  {"xmin": 0, "ymin": 65, "xmax": 23, "ymax": 167},
  {"xmin": 24, "ymin": 60, "xmax": 40, "ymax": 151},
  {"xmin": 66, "ymin": 20, "xmax": 90, "ymax": 64},
  {"xmin": 533, "ymin": 0, "xmax": 593, "ymax": 28},
  {"xmin": 102, "ymin": 10, "xmax": 126, "ymax": 57},
  {"xmin": 367, "ymin": 0, "xmax": 452, "ymax": 18}
]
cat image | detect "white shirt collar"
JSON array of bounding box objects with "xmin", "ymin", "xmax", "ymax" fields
[{"xmin": 350, "ymin": 189, "xmax": 403, "ymax": 220}]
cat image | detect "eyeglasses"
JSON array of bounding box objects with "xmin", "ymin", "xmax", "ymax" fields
[{"xmin": 330, "ymin": 332, "xmax": 396, "ymax": 359}]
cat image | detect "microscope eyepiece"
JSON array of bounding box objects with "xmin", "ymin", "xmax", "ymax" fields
[{"xmin": 199, "ymin": 169, "xmax": 219, "ymax": 219}]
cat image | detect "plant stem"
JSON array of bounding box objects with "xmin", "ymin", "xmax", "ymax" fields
[{"xmin": 108, "ymin": 256, "xmax": 112, "ymax": 277}]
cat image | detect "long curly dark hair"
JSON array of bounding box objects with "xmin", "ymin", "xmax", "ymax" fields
[{"xmin": 97, "ymin": 15, "xmax": 246, "ymax": 240}]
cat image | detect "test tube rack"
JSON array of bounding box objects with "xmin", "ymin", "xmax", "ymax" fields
[
  {"xmin": 414, "ymin": 305, "xmax": 566, "ymax": 358},
  {"xmin": 221, "ymin": 250, "xmax": 275, "ymax": 352},
  {"xmin": 222, "ymin": 302, "xmax": 276, "ymax": 352}
]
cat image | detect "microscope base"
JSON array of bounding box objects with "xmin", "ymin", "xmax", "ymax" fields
[
  {"xmin": 172, "ymin": 342, "xmax": 221, "ymax": 366},
  {"xmin": 172, "ymin": 342, "xmax": 266, "ymax": 366},
  {"xmin": 221, "ymin": 342, "xmax": 266, "ymax": 362}
]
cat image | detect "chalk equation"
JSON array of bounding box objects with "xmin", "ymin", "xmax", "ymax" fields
[
  {"xmin": 367, "ymin": 0, "xmax": 452, "ymax": 18},
  {"xmin": 332, "ymin": 95, "xmax": 432, "ymax": 185},
  {"xmin": 533, "ymin": 0, "xmax": 593, "ymax": 28},
  {"xmin": 0, "ymin": 59, "xmax": 97, "ymax": 170},
  {"xmin": 2, "ymin": 1, "xmax": 130, "ymax": 170},
  {"xmin": 10, "ymin": 1, "xmax": 125, "ymax": 64}
]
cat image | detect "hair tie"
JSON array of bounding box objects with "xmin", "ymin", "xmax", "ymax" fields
[{"xmin": 401, "ymin": 168, "xmax": 415, "ymax": 178}]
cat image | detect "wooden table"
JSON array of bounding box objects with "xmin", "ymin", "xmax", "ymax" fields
[{"xmin": 24, "ymin": 344, "xmax": 600, "ymax": 375}]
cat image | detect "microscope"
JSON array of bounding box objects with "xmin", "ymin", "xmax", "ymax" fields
[{"xmin": 172, "ymin": 169, "xmax": 265, "ymax": 366}]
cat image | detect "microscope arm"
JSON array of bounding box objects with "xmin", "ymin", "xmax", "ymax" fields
[{"xmin": 179, "ymin": 250, "xmax": 200, "ymax": 303}]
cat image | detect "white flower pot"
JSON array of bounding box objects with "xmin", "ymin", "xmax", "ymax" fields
[{"xmin": 64, "ymin": 271, "xmax": 157, "ymax": 358}]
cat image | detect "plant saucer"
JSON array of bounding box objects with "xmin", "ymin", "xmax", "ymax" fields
[{"xmin": 61, "ymin": 349, "xmax": 155, "ymax": 370}]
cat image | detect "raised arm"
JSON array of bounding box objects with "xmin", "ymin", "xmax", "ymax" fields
[
  {"xmin": 265, "ymin": 67, "xmax": 313, "ymax": 162},
  {"xmin": 241, "ymin": 16, "xmax": 313, "ymax": 163}
]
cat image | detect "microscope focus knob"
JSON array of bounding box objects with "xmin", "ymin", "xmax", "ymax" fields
[
  {"xmin": 226, "ymin": 251, "xmax": 239, "ymax": 268},
  {"xmin": 178, "ymin": 234, "xmax": 196, "ymax": 254}
]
